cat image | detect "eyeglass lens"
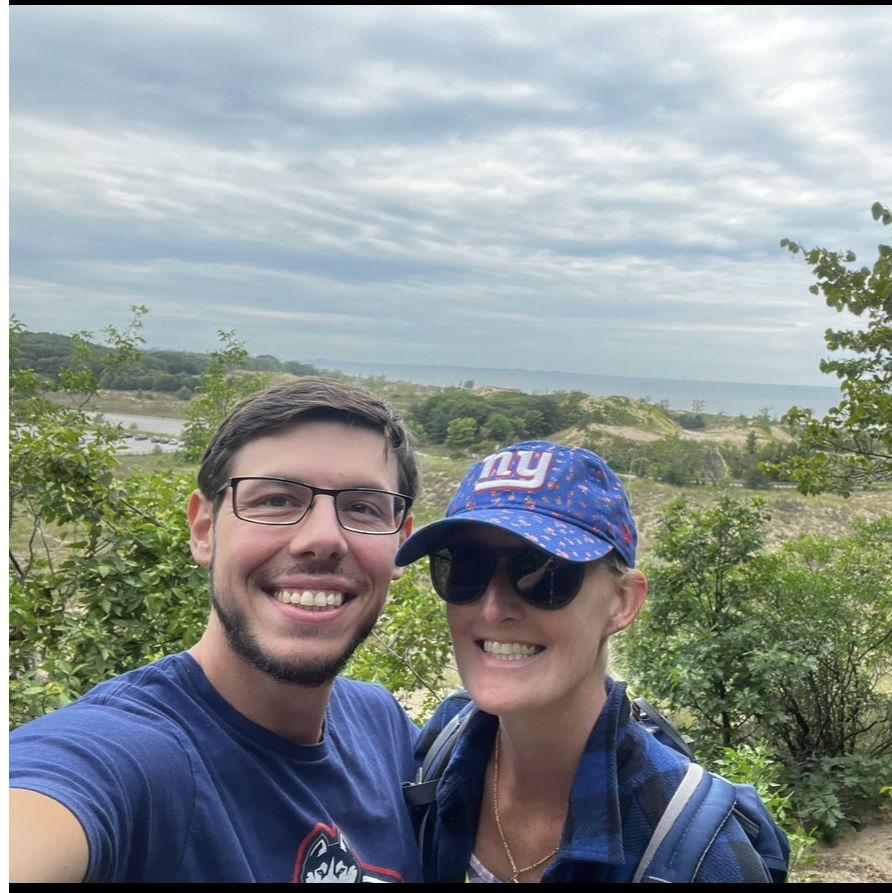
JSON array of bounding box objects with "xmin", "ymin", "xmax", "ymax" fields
[
  {"xmin": 233, "ymin": 478, "xmax": 407, "ymax": 533},
  {"xmin": 429, "ymin": 544, "xmax": 586, "ymax": 610}
]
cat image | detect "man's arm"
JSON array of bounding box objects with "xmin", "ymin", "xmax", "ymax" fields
[{"xmin": 10, "ymin": 789, "xmax": 90, "ymax": 883}]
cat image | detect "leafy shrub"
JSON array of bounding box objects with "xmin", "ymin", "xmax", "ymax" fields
[
  {"xmin": 621, "ymin": 494, "xmax": 772, "ymax": 752},
  {"xmin": 672, "ymin": 411, "xmax": 706, "ymax": 430},
  {"xmin": 345, "ymin": 561, "xmax": 452, "ymax": 722},
  {"xmin": 791, "ymin": 755, "xmax": 892, "ymax": 843},
  {"xmin": 410, "ymin": 388, "xmax": 587, "ymax": 446},
  {"xmin": 10, "ymin": 472, "xmax": 208, "ymax": 728},
  {"xmin": 622, "ymin": 495, "xmax": 892, "ymax": 841},
  {"xmin": 712, "ymin": 744, "xmax": 816, "ymax": 873},
  {"xmin": 753, "ymin": 519, "xmax": 892, "ymax": 769}
]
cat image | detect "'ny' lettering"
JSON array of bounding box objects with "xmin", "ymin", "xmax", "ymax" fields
[{"xmin": 474, "ymin": 450, "xmax": 553, "ymax": 491}]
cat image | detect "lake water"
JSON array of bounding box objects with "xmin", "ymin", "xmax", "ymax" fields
[{"xmin": 312, "ymin": 359, "xmax": 842, "ymax": 418}]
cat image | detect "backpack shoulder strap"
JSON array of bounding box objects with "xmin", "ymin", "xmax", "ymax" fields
[
  {"xmin": 632, "ymin": 764, "xmax": 753, "ymax": 884},
  {"xmin": 402, "ymin": 693, "xmax": 479, "ymax": 877},
  {"xmin": 630, "ymin": 696, "xmax": 785, "ymax": 881},
  {"xmin": 402, "ymin": 691, "xmax": 476, "ymax": 809},
  {"xmin": 632, "ymin": 696, "xmax": 696, "ymax": 763}
]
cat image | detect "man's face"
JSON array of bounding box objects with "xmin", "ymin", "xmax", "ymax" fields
[{"xmin": 188, "ymin": 420, "xmax": 412, "ymax": 686}]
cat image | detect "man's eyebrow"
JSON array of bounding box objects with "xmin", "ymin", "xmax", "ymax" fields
[{"xmin": 246, "ymin": 475, "xmax": 402, "ymax": 491}]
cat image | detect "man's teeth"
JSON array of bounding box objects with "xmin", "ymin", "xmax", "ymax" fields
[
  {"xmin": 482, "ymin": 640, "xmax": 541, "ymax": 661},
  {"xmin": 274, "ymin": 590, "xmax": 345, "ymax": 611}
]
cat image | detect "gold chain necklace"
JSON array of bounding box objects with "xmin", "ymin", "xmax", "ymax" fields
[{"xmin": 493, "ymin": 728, "xmax": 560, "ymax": 883}]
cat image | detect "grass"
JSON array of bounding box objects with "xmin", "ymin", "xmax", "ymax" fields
[
  {"xmin": 47, "ymin": 389, "xmax": 191, "ymax": 418},
  {"xmin": 115, "ymin": 451, "xmax": 194, "ymax": 479}
]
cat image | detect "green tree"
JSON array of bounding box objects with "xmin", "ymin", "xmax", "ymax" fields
[
  {"xmin": 753, "ymin": 520, "xmax": 892, "ymax": 765},
  {"xmin": 181, "ymin": 331, "xmax": 271, "ymax": 461},
  {"xmin": 345, "ymin": 562, "xmax": 452, "ymax": 721},
  {"xmin": 9, "ymin": 472, "xmax": 208, "ymax": 727},
  {"xmin": 9, "ymin": 311, "xmax": 147, "ymax": 584},
  {"xmin": 747, "ymin": 518, "xmax": 892, "ymax": 839},
  {"xmin": 411, "ymin": 389, "xmax": 488, "ymax": 443},
  {"xmin": 446, "ymin": 416, "xmax": 479, "ymax": 448},
  {"xmin": 622, "ymin": 494, "xmax": 772, "ymax": 750},
  {"xmin": 483, "ymin": 412, "xmax": 516, "ymax": 443},
  {"xmin": 622, "ymin": 494, "xmax": 892, "ymax": 839},
  {"xmin": 773, "ymin": 202, "xmax": 892, "ymax": 494},
  {"xmin": 9, "ymin": 311, "xmax": 209, "ymax": 727}
]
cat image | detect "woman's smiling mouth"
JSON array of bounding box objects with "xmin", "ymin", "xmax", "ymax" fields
[{"xmin": 479, "ymin": 640, "xmax": 545, "ymax": 661}]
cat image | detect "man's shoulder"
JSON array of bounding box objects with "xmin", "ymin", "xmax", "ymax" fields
[
  {"xmin": 11, "ymin": 653, "xmax": 198, "ymax": 757},
  {"xmin": 10, "ymin": 655, "xmax": 206, "ymax": 885},
  {"xmin": 331, "ymin": 676, "xmax": 418, "ymax": 735},
  {"xmin": 78, "ymin": 652, "xmax": 192, "ymax": 702}
]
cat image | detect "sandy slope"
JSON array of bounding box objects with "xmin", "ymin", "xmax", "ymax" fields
[{"xmin": 809, "ymin": 810, "xmax": 892, "ymax": 883}]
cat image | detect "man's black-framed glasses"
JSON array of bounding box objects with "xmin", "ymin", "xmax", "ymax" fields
[{"xmin": 220, "ymin": 477, "xmax": 412, "ymax": 535}]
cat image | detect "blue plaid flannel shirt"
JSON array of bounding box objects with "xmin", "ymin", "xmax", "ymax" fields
[{"xmin": 417, "ymin": 678, "xmax": 787, "ymax": 883}]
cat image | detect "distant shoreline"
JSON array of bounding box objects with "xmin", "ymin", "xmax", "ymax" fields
[{"xmin": 311, "ymin": 359, "xmax": 842, "ymax": 418}]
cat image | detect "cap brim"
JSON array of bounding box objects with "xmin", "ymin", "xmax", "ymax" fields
[{"xmin": 395, "ymin": 508, "xmax": 616, "ymax": 566}]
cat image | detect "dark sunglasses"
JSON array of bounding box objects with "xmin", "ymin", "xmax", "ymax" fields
[{"xmin": 429, "ymin": 543, "xmax": 588, "ymax": 611}]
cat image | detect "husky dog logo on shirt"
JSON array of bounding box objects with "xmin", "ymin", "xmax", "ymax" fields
[{"xmin": 294, "ymin": 824, "xmax": 405, "ymax": 883}]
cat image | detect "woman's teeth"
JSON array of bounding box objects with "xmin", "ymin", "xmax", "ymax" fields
[
  {"xmin": 274, "ymin": 590, "xmax": 345, "ymax": 611},
  {"xmin": 482, "ymin": 640, "xmax": 541, "ymax": 661}
]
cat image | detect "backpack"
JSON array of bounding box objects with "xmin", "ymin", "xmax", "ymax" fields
[{"xmin": 403, "ymin": 693, "xmax": 790, "ymax": 883}]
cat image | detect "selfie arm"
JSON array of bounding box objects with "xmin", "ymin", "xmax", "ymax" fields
[{"xmin": 10, "ymin": 788, "xmax": 89, "ymax": 882}]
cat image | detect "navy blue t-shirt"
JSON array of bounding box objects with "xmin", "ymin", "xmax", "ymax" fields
[{"xmin": 11, "ymin": 653, "xmax": 423, "ymax": 883}]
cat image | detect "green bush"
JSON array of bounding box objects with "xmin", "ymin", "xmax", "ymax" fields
[
  {"xmin": 621, "ymin": 494, "xmax": 771, "ymax": 752},
  {"xmin": 622, "ymin": 495, "xmax": 892, "ymax": 840},
  {"xmin": 345, "ymin": 561, "xmax": 452, "ymax": 723},
  {"xmin": 9, "ymin": 472, "xmax": 208, "ymax": 728},
  {"xmin": 711, "ymin": 744, "xmax": 816, "ymax": 872},
  {"xmin": 791, "ymin": 755, "xmax": 892, "ymax": 843}
]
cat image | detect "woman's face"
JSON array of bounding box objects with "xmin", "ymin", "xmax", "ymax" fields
[{"xmin": 445, "ymin": 526, "xmax": 627, "ymax": 718}]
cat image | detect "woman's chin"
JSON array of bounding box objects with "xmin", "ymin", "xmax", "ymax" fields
[{"xmin": 464, "ymin": 678, "xmax": 549, "ymax": 717}]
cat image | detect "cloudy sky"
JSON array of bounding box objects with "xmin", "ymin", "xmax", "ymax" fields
[{"xmin": 10, "ymin": 6, "xmax": 891, "ymax": 386}]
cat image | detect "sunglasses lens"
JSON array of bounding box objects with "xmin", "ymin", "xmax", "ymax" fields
[
  {"xmin": 510, "ymin": 550, "xmax": 586, "ymax": 610},
  {"xmin": 430, "ymin": 544, "xmax": 585, "ymax": 609},
  {"xmin": 430, "ymin": 546, "xmax": 496, "ymax": 604}
]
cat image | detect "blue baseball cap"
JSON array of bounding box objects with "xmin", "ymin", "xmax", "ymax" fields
[{"xmin": 396, "ymin": 440, "xmax": 637, "ymax": 567}]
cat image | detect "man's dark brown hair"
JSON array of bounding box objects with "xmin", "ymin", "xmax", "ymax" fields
[{"xmin": 197, "ymin": 378, "xmax": 418, "ymax": 506}]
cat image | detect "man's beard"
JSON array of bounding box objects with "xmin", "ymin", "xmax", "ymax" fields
[{"xmin": 210, "ymin": 569, "xmax": 379, "ymax": 687}]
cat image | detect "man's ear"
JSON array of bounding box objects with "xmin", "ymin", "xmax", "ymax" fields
[
  {"xmin": 609, "ymin": 570, "xmax": 648, "ymax": 636},
  {"xmin": 390, "ymin": 515, "xmax": 414, "ymax": 582},
  {"xmin": 188, "ymin": 490, "xmax": 214, "ymax": 568}
]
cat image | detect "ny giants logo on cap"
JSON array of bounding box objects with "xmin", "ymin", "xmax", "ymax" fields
[{"xmin": 473, "ymin": 449, "xmax": 554, "ymax": 492}]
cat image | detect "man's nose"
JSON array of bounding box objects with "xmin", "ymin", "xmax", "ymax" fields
[{"xmin": 286, "ymin": 495, "xmax": 349, "ymax": 561}]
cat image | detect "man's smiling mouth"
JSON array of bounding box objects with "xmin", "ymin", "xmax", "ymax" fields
[{"xmin": 270, "ymin": 589, "xmax": 351, "ymax": 611}]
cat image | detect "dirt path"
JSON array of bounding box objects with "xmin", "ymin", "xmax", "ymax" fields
[{"xmin": 809, "ymin": 810, "xmax": 892, "ymax": 883}]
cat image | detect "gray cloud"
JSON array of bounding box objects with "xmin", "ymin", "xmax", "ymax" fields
[{"xmin": 10, "ymin": 5, "xmax": 892, "ymax": 386}]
